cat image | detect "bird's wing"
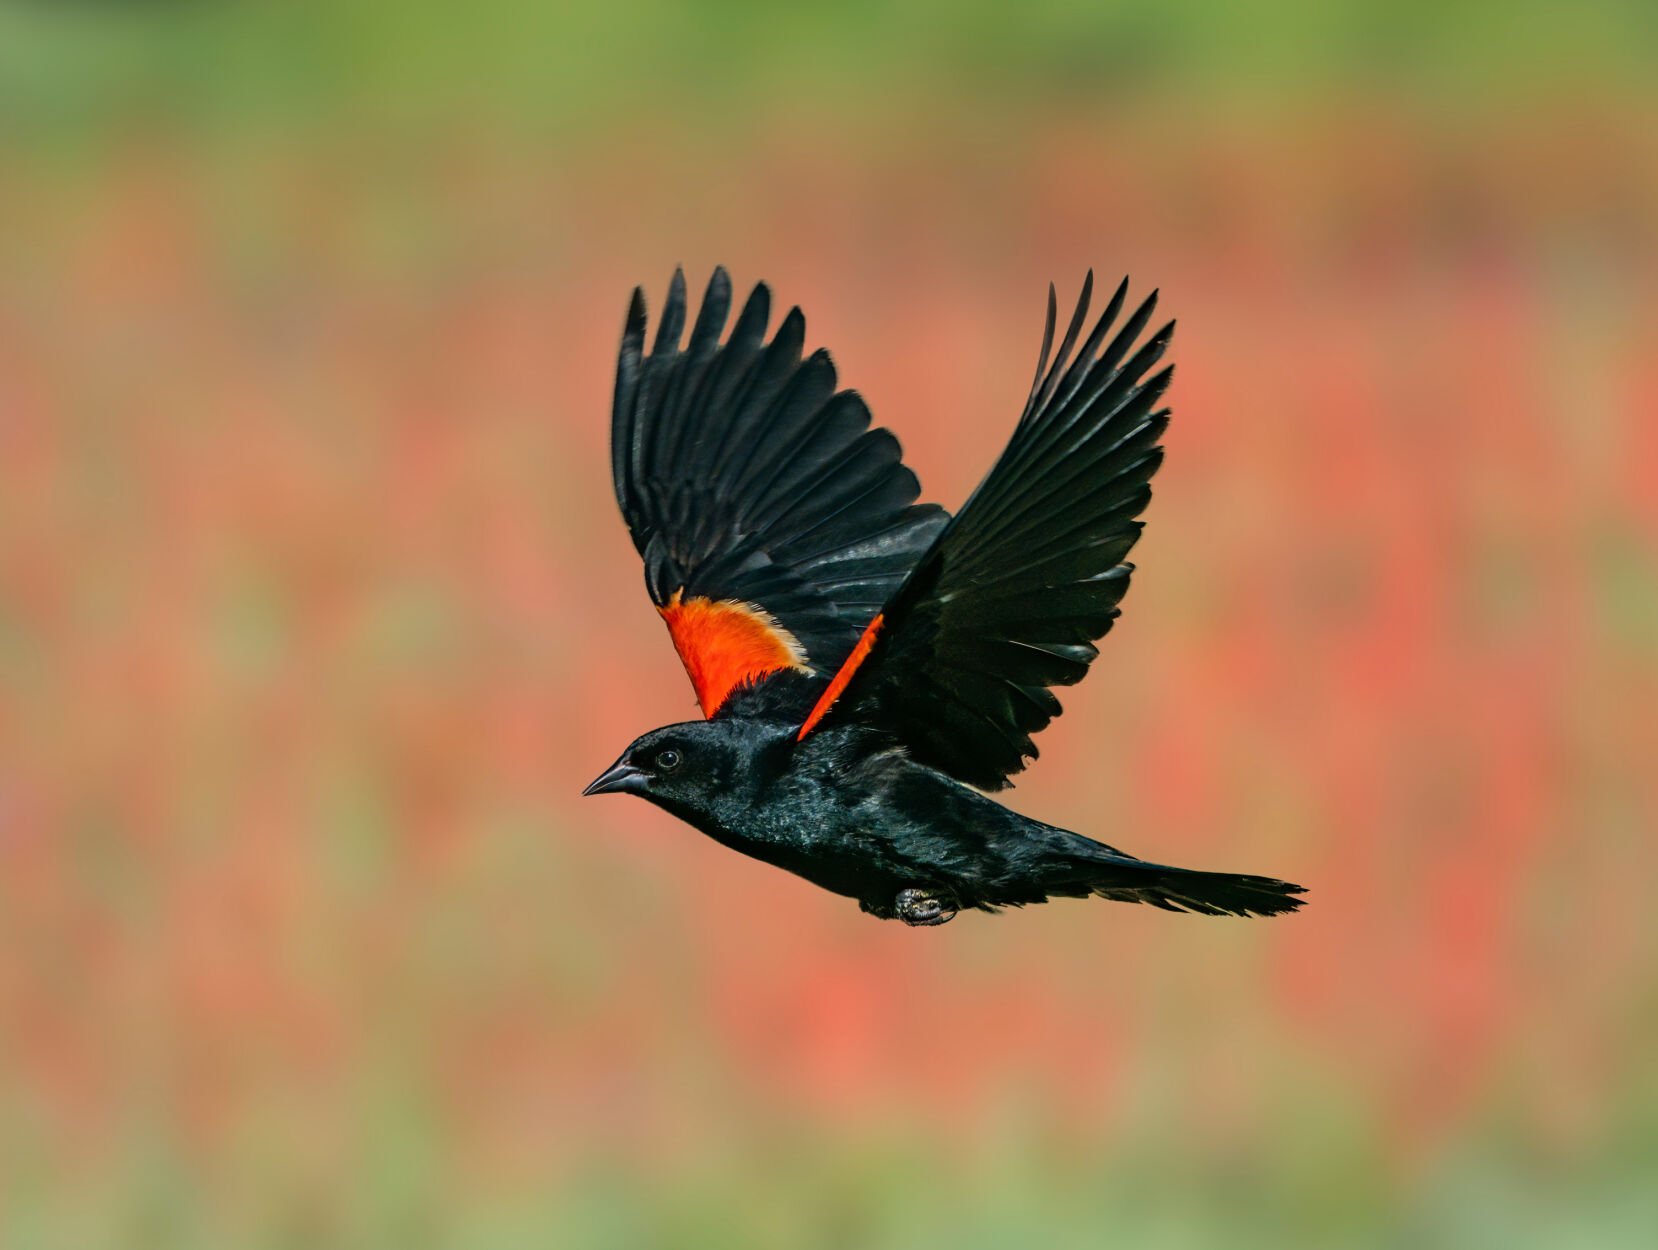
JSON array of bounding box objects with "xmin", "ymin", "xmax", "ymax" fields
[
  {"xmin": 797, "ymin": 273, "xmax": 1172, "ymax": 789},
  {"xmin": 612, "ymin": 267, "xmax": 948, "ymax": 718}
]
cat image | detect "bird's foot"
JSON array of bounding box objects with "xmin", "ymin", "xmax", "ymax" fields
[{"xmin": 895, "ymin": 887, "xmax": 958, "ymax": 927}]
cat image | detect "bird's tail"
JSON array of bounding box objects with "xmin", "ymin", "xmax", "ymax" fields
[{"xmin": 1045, "ymin": 838, "xmax": 1306, "ymax": 917}]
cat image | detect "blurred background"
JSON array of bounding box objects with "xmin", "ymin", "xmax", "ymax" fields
[{"xmin": 2, "ymin": 1, "xmax": 1656, "ymax": 1246}]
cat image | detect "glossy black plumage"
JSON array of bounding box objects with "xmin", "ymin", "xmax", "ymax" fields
[
  {"xmin": 817, "ymin": 272, "xmax": 1173, "ymax": 789},
  {"xmin": 589, "ymin": 269, "xmax": 1305, "ymax": 925},
  {"xmin": 612, "ymin": 267, "xmax": 947, "ymax": 684}
]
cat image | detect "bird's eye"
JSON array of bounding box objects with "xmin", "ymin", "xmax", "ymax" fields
[{"xmin": 655, "ymin": 748, "xmax": 682, "ymax": 772}]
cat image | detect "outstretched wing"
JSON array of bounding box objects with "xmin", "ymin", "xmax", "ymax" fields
[
  {"xmin": 612, "ymin": 267, "xmax": 948, "ymax": 717},
  {"xmin": 799, "ymin": 273, "xmax": 1173, "ymax": 789}
]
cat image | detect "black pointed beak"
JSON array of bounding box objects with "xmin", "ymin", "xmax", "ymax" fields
[{"xmin": 582, "ymin": 759, "xmax": 645, "ymax": 797}]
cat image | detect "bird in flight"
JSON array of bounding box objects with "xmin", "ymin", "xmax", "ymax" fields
[{"xmin": 584, "ymin": 267, "xmax": 1305, "ymax": 926}]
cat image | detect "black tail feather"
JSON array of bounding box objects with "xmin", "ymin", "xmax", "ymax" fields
[
  {"xmin": 1049, "ymin": 852, "xmax": 1307, "ymax": 918},
  {"xmin": 1099, "ymin": 865, "xmax": 1307, "ymax": 918}
]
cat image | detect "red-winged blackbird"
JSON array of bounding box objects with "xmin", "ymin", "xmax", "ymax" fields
[{"xmin": 584, "ymin": 268, "xmax": 1305, "ymax": 926}]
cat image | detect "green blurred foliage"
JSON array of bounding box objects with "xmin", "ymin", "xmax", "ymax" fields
[{"xmin": 1, "ymin": 0, "xmax": 1655, "ymax": 145}]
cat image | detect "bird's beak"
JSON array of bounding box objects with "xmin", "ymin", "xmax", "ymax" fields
[{"xmin": 582, "ymin": 758, "xmax": 646, "ymax": 797}]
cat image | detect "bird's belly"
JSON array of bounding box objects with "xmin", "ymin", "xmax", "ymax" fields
[
  {"xmin": 741, "ymin": 836, "xmax": 884, "ymax": 899},
  {"xmin": 704, "ymin": 814, "xmax": 895, "ymax": 901}
]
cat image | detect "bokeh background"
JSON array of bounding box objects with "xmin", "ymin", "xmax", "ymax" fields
[{"xmin": 3, "ymin": 2, "xmax": 1656, "ymax": 1246}]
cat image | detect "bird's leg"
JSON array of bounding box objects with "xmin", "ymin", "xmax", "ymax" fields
[{"xmin": 894, "ymin": 886, "xmax": 958, "ymax": 927}]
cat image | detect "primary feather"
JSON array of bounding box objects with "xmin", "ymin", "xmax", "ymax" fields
[
  {"xmin": 612, "ymin": 267, "xmax": 947, "ymax": 714},
  {"xmin": 806, "ymin": 272, "xmax": 1174, "ymax": 789}
]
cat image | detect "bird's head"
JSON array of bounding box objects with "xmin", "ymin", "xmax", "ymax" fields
[{"xmin": 582, "ymin": 719, "xmax": 789, "ymax": 820}]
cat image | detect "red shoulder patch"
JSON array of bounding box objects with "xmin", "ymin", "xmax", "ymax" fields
[
  {"xmin": 659, "ymin": 590, "xmax": 809, "ymax": 718},
  {"xmin": 797, "ymin": 612, "xmax": 883, "ymax": 739}
]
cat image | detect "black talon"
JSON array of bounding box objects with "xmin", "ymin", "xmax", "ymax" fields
[{"xmin": 895, "ymin": 886, "xmax": 958, "ymax": 926}]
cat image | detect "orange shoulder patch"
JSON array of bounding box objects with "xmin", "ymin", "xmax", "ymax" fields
[
  {"xmin": 659, "ymin": 590, "xmax": 809, "ymax": 717},
  {"xmin": 797, "ymin": 612, "xmax": 883, "ymax": 739}
]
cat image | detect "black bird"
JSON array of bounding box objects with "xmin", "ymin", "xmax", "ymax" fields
[{"xmin": 584, "ymin": 268, "xmax": 1305, "ymax": 926}]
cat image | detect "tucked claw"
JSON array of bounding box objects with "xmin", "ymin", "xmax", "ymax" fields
[{"xmin": 895, "ymin": 886, "xmax": 958, "ymax": 927}]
